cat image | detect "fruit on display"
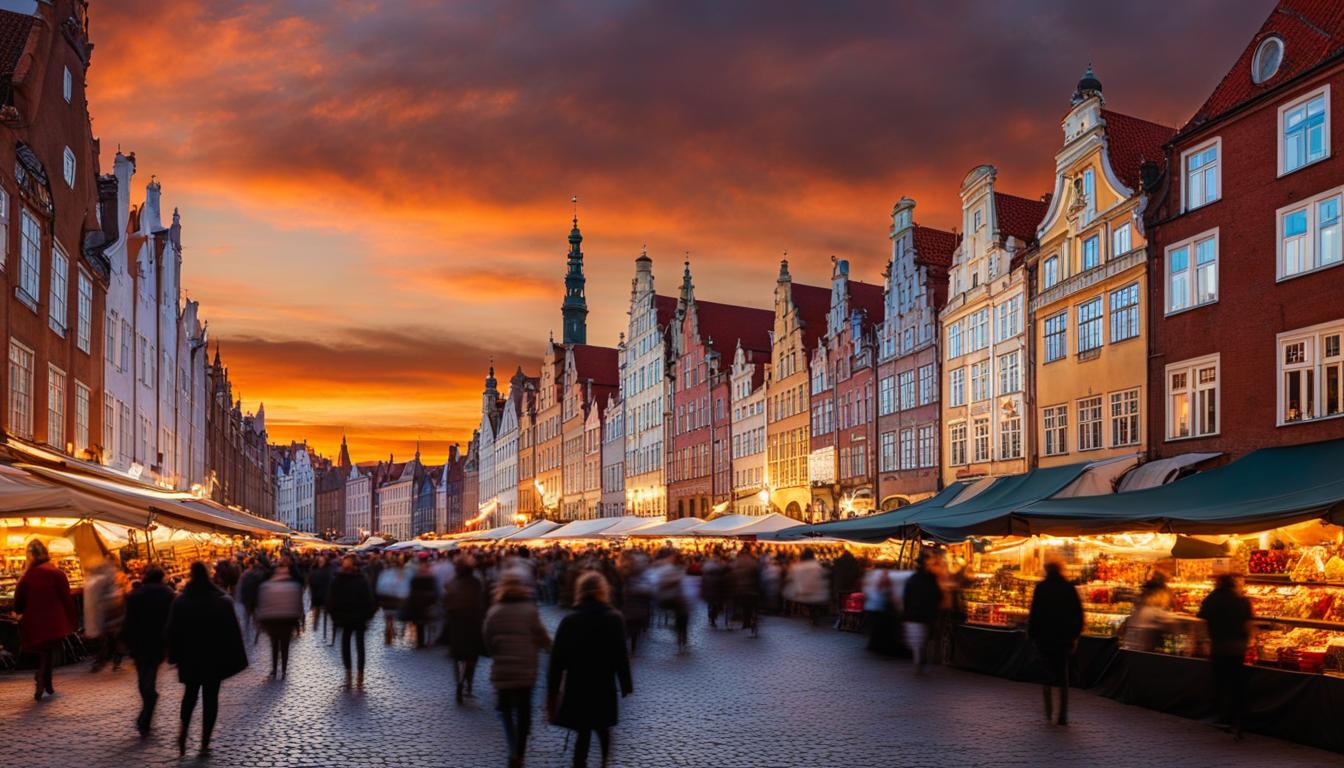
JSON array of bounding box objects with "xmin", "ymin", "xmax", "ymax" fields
[{"xmin": 1249, "ymin": 549, "xmax": 1292, "ymax": 574}]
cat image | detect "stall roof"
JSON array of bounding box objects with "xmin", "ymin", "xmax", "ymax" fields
[
  {"xmin": 1116, "ymin": 453, "xmax": 1221, "ymax": 493},
  {"xmin": 903, "ymin": 460, "xmax": 1097, "ymax": 542},
  {"xmin": 714, "ymin": 513, "xmax": 804, "ymax": 538},
  {"xmin": 628, "ymin": 517, "xmax": 706, "ymax": 537},
  {"xmin": 598, "ymin": 516, "xmax": 667, "ymax": 538},
  {"xmin": 500, "ymin": 519, "xmax": 561, "ymax": 541},
  {"xmin": 463, "ymin": 524, "xmax": 521, "ymax": 541},
  {"xmin": 775, "ymin": 483, "xmax": 969, "ymax": 543},
  {"xmin": 689, "ymin": 514, "xmax": 760, "ymax": 536},
  {"xmin": 1007, "ymin": 439, "xmax": 1344, "ymax": 537},
  {"xmin": 537, "ymin": 518, "xmax": 620, "ymax": 540}
]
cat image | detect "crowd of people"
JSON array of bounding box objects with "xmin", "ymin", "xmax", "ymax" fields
[{"xmin": 7, "ymin": 535, "xmax": 1259, "ymax": 763}]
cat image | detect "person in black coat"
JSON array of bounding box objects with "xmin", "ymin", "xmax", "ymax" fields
[
  {"xmin": 1027, "ymin": 560, "xmax": 1084, "ymax": 726},
  {"xmin": 165, "ymin": 562, "xmax": 249, "ymax": 757},
  {"xmin": 121, "ymin": 566, "xmax": 175, "ymax": 737},
  {"xmin": 902, "ymin": 552, "xmax": 943, "ymax": 673},
  {"xmin": 238, "ymin": 560, "xmax": 266, "ymax": 643},
  {"xmin": 1198, "ymin": 574, "xmax": 1255, "ymax": 739},
  {"xmin": 326, "ymin": 555, "xmax": 378, "ymax": 687},
  {"xmin": 547, "ymin": 572, "xmax": 633, "ymax": 768},
  {"xmin": 308, "ymin": 554, "xmax": 335, "ymax": 640},
  {"xmin": 443, "ymin": 560, "xmax": 487, "ymax": 703}
]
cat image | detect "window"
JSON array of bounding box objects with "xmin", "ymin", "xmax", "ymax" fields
[
  {"xmin": 1043, "ymin": 405, "xmax": 1068, "ymax": 456},
  {"xmin": 878, "ymin": 375, "xmax": 895, "ymax": 415},
  {"xmin": 900, "ymin": 429, "xmax": 915, "ymax": 470},
  {"xmin": 972, "ymin": 418, "xmax": 990, "ymax": 463},
  {"xmin": 0, "ymin": 188, "xmax": 8, "ymax": 261},
  {"xmin": 917, "ymin": 426, "xmax": 934, "ymax": 467},
  {"xmin": 1253, "ymin": 36, "xmax": 1283, "ymax": 84},
  {"xmin": 898, "ymin": 370, "xmax": 915, "ymax": 410},
  {"xmin": 880, "ymin": 431, "xmax": 896, "ymax": 472},
  {"xmin": 974, "ymin": 210, "xmax": 983, "ymax": 231},
  {"xmin": 968, "ymin": 309, "xmax": 989, "ymax": 352},
  {"xmin": 1112, "ymin": 223, "xmax": 1132, "ymax": 256},
  {"xmin": 997, "ymin": 351, "xmax": 1020, "ymax": 395},
  {"xmin": 47, "ymin": 365, "xmax": 65, "ymax": 449},
  {"xmin": 1081, "ymin": 235, "xmax": 1100, "ymax": 271},
  {"xmin": 1183, "ymin": 139, "xmax": 1219, "ymax": 210},
  {"xmin": 1277, "ymin": 189, "xmax": 1342, "ymax": 279},
  {"xmin": 1278, "ymin": 323, "xmax": 1344, "ymax": 424},
  {"xmin": 1109, "ymin": 283, "xmax": 1140, "ymax": 342},
  {"xmin": 947, "ymin": 321, "xmax": 962, "ymax": 359},
  {"xmin": 1166, "ymin": 355, "xmax": 1219, "ymax": 439},
  {"xmin": 48, "ymin": 245, "xmax": 68, "ymax": 334},
  {"xmin": 62, "ymin": 147, "xmax": 76, "ymax": 188},
  {"xmin": 970, "ymin": 361, "xmax": 991, "ymax": 402},
  {"xmin": 8, "ymin": 340, "xmax": 33, "ymax": 439},
  {"xmin": 948, "ymin": 422, "xmax": 967, "ymax": 466},
  {"xmin": 948, "ymin": 367, "xmax": 965, "ymax": 408},
  {"xmin": 19, "ymin": 209, "xmax": 40, "ymax": 304},
  {"xmin": 1110, "ymin": 389, "xmax": 1140, "ymax": 447},
  {"xmin": 1077, "ymin": 297, "xmax": 1103, "ymax": 353},
  {"xmin": 63, "ymin": 66, "xmax": 72, "ymax": 102},
  {"xmin": 1166, "ymin": 230, "xmax": 1218, "ymax": 313},
  {"xmin": 995, "ymin": 295, "xmax": 1021, "ymax": 343},
  {"xmin": 1077, "ymin": 396, "xmax": 1103, "ymax": 451},
  {"xmin": 103, "ymin": 394, "xmax": 114, "ymax": 462},
  {"xmin": 75, "ymin": 272, "xmax": 91, "ymax": 352},
  {"xmin": 1082, "ymin": 168, "xmax": 1096, "ymax": 215},
  {"xmin": 1280, "ymin": 87, "xmax": 1329, "ymax": 175},
  {"xmin": 1042, "ymin": 255, "xmax": 1059, "ymax": 289},
  {"xmin": 75, "ymin": 381, "xmax": 90, "ymax": 454},
  {"xmin": 918, "ymin": 364, "xmax": 935, "ymax": 405},
  {"xmin": 999, "ymin": 415, "xmax": 1021, "ymax": 460},
  {"xmin": 1044, "ymin": 312, "xmax": 1068, "ymax": 362}
]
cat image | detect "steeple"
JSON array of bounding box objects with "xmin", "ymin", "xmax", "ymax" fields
[
  {"xmin": 678, "ymin": 258, "xmax": 695, "ymax": 310},
  {"xmin": 338, "ymin": 432, "xmax": 351, "ymax": 471},
  {"xmin": 561, "ymin": 196, "xmax": 588, "ymax": 344}
]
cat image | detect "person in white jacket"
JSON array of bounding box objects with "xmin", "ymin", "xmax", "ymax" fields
[
  {"xmin": 255, "ymin": 564, "xmax": 304, "ymax": 678},
  {"xmin": 375, "ymin": 555, "xmax": 410, "ymax": 646},
  {"xmin": 784, "ymin": 549, "xmax": 830, "ymax": 626}
]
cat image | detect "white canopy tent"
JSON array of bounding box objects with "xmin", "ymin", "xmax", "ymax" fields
[
  {"xmin": 598, "ymin": 516, "xmax": 666, "ymax": 538},
  {"xmin": 714, "ymin": 513, "xmax": 804, "ymax": 538},
  {"xmin": 462, "ymin": 524, "xmax": 521, "ymax": 541},
  {"xmin": 500, "ymin": 519, "xmax": 561, "ymax": 541},
  {"xmin": 689, "ymin": 514, "xmax": 760, "ymax": 536},
  {"xmin": 629, "ymin": 517, "xmax": 705, "ymax": 537},
  {"xmin": 537, "ymin": 518, "xmax": 620, "ymax": 540}
]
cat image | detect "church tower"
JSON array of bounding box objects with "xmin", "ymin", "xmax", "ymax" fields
[{"xmin": 561, "ymin": 197, "xmax": 588, "ymax": 344}]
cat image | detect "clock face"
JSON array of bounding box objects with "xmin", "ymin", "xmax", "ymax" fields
[{"xmin": 1253, "ymin": 36, "xmax": 1283, "ymax": 85}]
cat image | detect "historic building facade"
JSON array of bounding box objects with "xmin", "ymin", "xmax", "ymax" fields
[
  {"xmin": 1146, "ymin": 3, "xmax": 1344, "ymax": 462},
  {"xmin": 1029, "ymin": 70, "xmax": 1173, "ymax": 468},
  {"xmin": 766, "ymin": 260, "xmax": 829, "ymax": 521},
  {"xmin": 620, "ymin": 253, "xmax": 677, "ymax": 517},
  {"xmin": 559, "ymin": 344, "xmax": 617, "ymax": 520},
  {"xmin": 877, "ymin": 198, "xmax": 954, "ymax": 508},
  {"xmin": 204, "ymin": 356, "xmax": 272, "ymax": 518},
  {"xmin": 729, "ymin": 341, "xmax": 768, "ymax": 516},
  {"xmin": 940, "ymin": 167, "xmax": 1046, "ymax": 482},
  {"xmin": 600, "ymin": 393, "xmax": 625, "ymax": 517}
]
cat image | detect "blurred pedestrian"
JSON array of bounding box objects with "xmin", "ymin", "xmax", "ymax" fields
[
  {"xmin": 902, "ymin": 552, "xmax": 943, "ymax": 673},
  {"xmin": 376, "ymin": 554, "xmax": 409, "ymax": 646},
  {"xmin": 652, "ymin": 551, "xmax": 689, "ymax": 651},
  {"xmin": 255, "ymin": 563, "xmax": 304, "ymax": 679},
  {"xmin": 327, "ymin": 555, "xmax": 377, "ymax": 688},
  {"xmin": 732, "ymin": 545, "xmax": 762, "ymax": 637},
  {"xmin": 443, "ymin": 559, "xmax": 487, "ymax": 703},
  {"xmin": 14, "ymin": 540, "xmax": 76, "ymax": 701},
  {"xmin": 308, "ymin": 554, "xmax": 334, "ymax": 642},
  {"xmin": 701, "ymin": 553, "xmax": 728, "ymax": 629},
  {"xmin": 618, "ymin": 553, "xmax": 651, "ymax": 655},
  {"xmin": 547, "ymin": 572, "xmax": 633, "ymax": 768},
  {"xmin": 83, "ymin": 559, "xmax": 126, "ymax": 672},
  {"xmin": 1198, "ymin": 574, "xmax": 1255, "ymax": 739},
  {"xmin": 1027, "ymin": 560, "xmax": 1083, "ymax": 726},
  {"xmin": 122, "ymin": 565, "xmax": 174, "ymax": 736},
  {"xmin": 785, "ymin": 548, "xmax": 830, "ymax": 626},
  {"xmin": 165, "ymin": 562, "xmax": 248, "ymax": 757},
  {"xmin": 238, "ymin": 558, "xmax": 266, "ymax": 644},
  {"xmin": 484, "ymin": 570, "xmax": 552, "ymax": 768}
]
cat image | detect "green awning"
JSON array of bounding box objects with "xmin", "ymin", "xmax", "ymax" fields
[
  {"xmin": 775, "ymin": 482, "xmax": 969, "ymax": 543},
  {"xmin": 909, "ymin": 461, "xmax": 1095, "ymax": 542},
  {"xmin": 1004, "ymin": 438, "xmax": 1344, "ymax": 537}
]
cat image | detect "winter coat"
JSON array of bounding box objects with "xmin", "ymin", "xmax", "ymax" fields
[
  {"xmin": 443, "ymin": 573, "xmax": 486, "ymax": 659},
  {"xmin": 403, "ymin": 572, "xmax": 439, "ymax": 623},
  {"xmin": 255, "ymin": 578, "xmax": 304, "ymax": 624},
  {"xmin": 121, "ymin": 581, "xmax": 175, "ymax": 664},
  {"xmin": 1198, "ymin": 586, "xmax": 1254, "ymax": 658},
  {"xmin": 547, "ymin": 599, "xmax": 633, "ymax": 731},
  {"xmin": 785, "ymin": 559, "xmax": 829, "ymax": 606},
  {"xmin": 308, "ymin": 563, "xmax": 334, "ymax": 608},
  {"xmin": 1027, "ymin": 572, "xmax": 1084, "ymax": 656},
  {"xmin": 165, "ymin": 581, "xmax": 248, "ymax": 685},
  {"xmin": 326, "ymin": 570, "xmax": 377, "ymax": 629},
  {"xmin": 902, "ymin": 568, "xmax": 943, "ymax": 624},
  {"xmin": 238, "ymin": 568, "xmax": 265, "ymax": 612},
  {"xmin": 483, "ymin": 597, "xmax": 551, "ymax": 691},
  {"xmin": 14, "ymin": 562, "xmax": 76, "ymax": 652},
  {"xmin": 82, "ymin": 567, "xmax": 125, "ymax": 639}
]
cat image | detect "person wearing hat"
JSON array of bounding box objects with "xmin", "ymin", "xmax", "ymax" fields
[{"xmin": 14, "ymin": 539, "xmax": 76, "ymax": 701}]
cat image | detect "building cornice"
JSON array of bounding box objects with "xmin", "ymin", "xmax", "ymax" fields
[{"xmin": 1030, "ymin": 247, "xmax": 1145, "ymax": 313}]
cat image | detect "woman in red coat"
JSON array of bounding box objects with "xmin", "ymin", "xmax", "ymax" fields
[{"xmin": 14, "ymin": 540, "xmax": 77, "ymax": 701}]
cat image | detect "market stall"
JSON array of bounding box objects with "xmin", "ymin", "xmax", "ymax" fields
[
  {"xmin": 597, "ymin": 516, "xmax": 666, "ymax": 538},
  {"xmin": 536, "ymin": 518, "xmax": 621, "ymax": 540}
]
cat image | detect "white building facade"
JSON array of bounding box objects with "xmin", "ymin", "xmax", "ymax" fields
[
  {"xmin": 621, "ymin": 253, "xmax": 674, "ymax": 517},
  {"xmin": 729, "ymin": 341, "xmax": 769, "ymax": 516}
]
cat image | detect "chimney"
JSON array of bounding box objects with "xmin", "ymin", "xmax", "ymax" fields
[
  {"xmin": 143, "ymin": 176, "xmax": 163, "ymax": 232},
  {"xmin": 96, "ymin": 173, "xmax": 118, "ymax": 244}
]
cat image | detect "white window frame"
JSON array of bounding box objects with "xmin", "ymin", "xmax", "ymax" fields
[
  {"xmin": 48, "ymin": 243, "xmax": 68, "ymax": 335},
  {"xmin": 1165, "ymin": 353, "xmax": 1220, "ymax": 441},
  {"xmin": 1112, "ymin": 222, "xmax": 1132, "ymax": 256},
  {"xmin": 1077, "ymin": 395, "xmax": 1103, "ymax": 452},
  {"xmin": 1181, "ymin": 137, "xmax": 1221, "ymax": 212},
  {"xmin": 8, "ymin": 339, "xmax": 33, "ymax": 440},
  {"xmin": 1081, "ymin": 234, "xmax": 1100, "ymax": 271},
  {"xmin": 971, "ymin": 417, "xmax": 990, "ymax": 464},
  {"xmin": 1042, "ymin": 255, "xmax": 1059, "ymax": 289},
  {"xmin": 47, "ymin": 364, "xmax": 65, "ymax": 449},
  {"xmin": 1278, "ymin": 85, "xmax": 1330, "ymax": 177},
  {"xmin": 1164, "ymin": 228, "xmax": 1219, "ymax": 315},
  {"xmin": 75, "ymin": 381, "xmax": 90, "ymax": 454},
  {"xmin": 1044, "ymin": 311, "xmax": 1067, "ymax": 363},
  {"xmin": 1276, "ymin": 320, "xmax": 1344, "ymax": 426},
  {"xmin": 62, "ymin": 146, "xmax": 76, "ymax": 188},
  {"xmin": 969, "ymin": 361, "xmax": 990, "ymax": 403},
  {"xmin": 1109, "ymin": 282, "xmax": 1140, "ymax": 343},
  {"xmin": 18, "ymin": 208, "xmax": 40, "ymax": 307},
  {"xmin": 948, "ymin": 367, "xmax": 965, "ymax": 408},
  {"xmin": 998, "ymin": 414, "xmax": 1022, "ymax": 460},
  {"xmin": 63, "ymin": 66, "xmax": 72, "ymax": 103},
  {"xmin": 1275, "ymin": 185, "xmax": 1343, "ymax": 281},
  {"xmin": 1043, "ymin": 404, "xmax": 1068, "ymax": 457},
  {"xmin": 1077, "ymin": 296, "xmax": 1103, "ymax": 354},
  {"xmin": 917, "ymin": 425, "xmax": 934, "ymax": 468},
  {"xmin": 997, "ymin": 350, "xmax": 1021, "ymax": 395},
  {"xmin": 948, "ymin": 421, "xmax": 967, "ymax": 466},
  {"xmin": 1109, "ymin": 388, "xmax": 1141, "ymax": 448}
]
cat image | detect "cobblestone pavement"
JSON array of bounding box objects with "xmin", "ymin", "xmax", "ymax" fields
[{"xmin": 0, "ymin": 601, "xmax": 1338, "ymax": 768}]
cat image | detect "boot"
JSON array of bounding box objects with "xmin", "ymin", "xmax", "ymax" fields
[{"xmin": 177, "ymin": 724, "xmax": 188, "ymax": 757}]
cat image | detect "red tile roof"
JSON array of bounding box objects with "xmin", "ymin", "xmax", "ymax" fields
[
  {"xmin": 790, "ymin": 282, "xmax": 832, "ymax": 351},
  {"xmin": 0, "ymin": 10, "xmax": 33, "ymax": 80},
  {"xmin": 1101, "ymin": 110, "xmax": 1176, "ymax": 190},
  {"xmin": 911, "ymin": 225, "xmax": 959, "ymax": 268},
  {"xmin": 1187, "ymin": 1, "xmax": 1344, "ymax": 131},
  {"xmin": 569, "ymin": 344, "xmax": 619, "ymax": 387},
  {"xmin": 849, "ymin": 280, "xmax": 884, "ymax": 325},
  {"xmin": 655, "ymin": 294, "xmax": 679, "ymax": 329},
  {"xmin": 993, "ymin": 192, "xmax": 1049, "ymax": 244},
  {"xmin": 692, "ymin": 299, "xmax": 774, "ymax": 355}
]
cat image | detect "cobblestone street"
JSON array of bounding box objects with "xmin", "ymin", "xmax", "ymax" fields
[{"xmin": 1, "ymin": 603, "xmax": 1338, "ymax": 768}]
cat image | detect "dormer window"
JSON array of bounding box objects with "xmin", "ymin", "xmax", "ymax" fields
[{"xmin": 1252, "ymin": 36, "xmax": 1283, "ymax": 85}]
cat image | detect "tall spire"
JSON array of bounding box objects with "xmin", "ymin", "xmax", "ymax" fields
[
  {"xmin": 679, "ymin": 257, "xmax": 695, "ymax": 309},
  {"xmin": 562, "ymin": 195, "xmax": 588, "ymax": 345},
  {"xmin": 338, "ymin": 432, "xmax": 352, "ymax": 470}
]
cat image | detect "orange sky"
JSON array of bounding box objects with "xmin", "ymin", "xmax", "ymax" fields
[{"xmin": 86, "ymin": 0, "xmax": 1269, "ymax": 464}]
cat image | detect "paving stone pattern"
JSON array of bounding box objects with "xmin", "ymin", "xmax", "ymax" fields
[{"xmin": 0, "ymin": 597, "xmax": 1338, "ymax": 768}]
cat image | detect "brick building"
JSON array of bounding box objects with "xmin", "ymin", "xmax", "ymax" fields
[{"xmin": 1146, "ymin": 0, "xmax": 1344, "ymax": 460}]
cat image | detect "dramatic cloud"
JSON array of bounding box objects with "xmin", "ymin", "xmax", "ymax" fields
[{"xmin": 87, "ymin": 0, "xmax": 1271, "ymax": 462}]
